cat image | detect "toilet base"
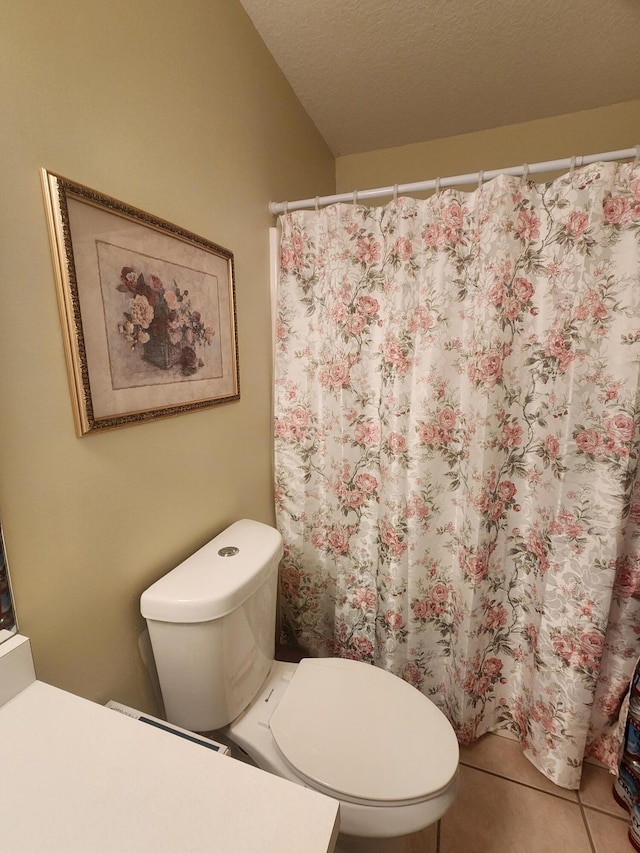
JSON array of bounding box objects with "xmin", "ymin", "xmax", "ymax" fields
[{"xmin": 335, "ymin": 823, "xmax": 438, "ymax": 852}]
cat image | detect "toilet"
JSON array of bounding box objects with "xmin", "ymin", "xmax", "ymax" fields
[{"xmin": 140, "ymin": 519, "xmax": 459, "ymax": 841}]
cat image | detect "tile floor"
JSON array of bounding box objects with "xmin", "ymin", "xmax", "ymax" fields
[{"xmin": 336, "ymin": 733, "xmax": 633, "ymax": 853}]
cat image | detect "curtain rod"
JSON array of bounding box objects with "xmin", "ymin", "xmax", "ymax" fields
[{"xmin": 269, "ymin": 146, "xmax": 638, "ymax": 215}]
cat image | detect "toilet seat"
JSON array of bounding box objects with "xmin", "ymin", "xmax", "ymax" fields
[{"xmin": 269, "ymin": 657, "xmax": 459, "ymax": 807}]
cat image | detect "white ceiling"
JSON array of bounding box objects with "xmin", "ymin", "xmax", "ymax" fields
[{"xmin": 239, "ymin": 0, "xmax": 640, "ymax": 156}]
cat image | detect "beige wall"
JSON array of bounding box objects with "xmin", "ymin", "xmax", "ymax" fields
[
  {"xmin": 336, "ymin": 100, "xmax": 640, "ymax": 193},
  {"xmin": 0, "ymin": 0, "xmax": 333, "ymax": 712}
]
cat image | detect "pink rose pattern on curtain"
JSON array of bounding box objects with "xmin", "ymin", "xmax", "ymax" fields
[{"xmin": 274, "ymin": 162, "xmax": 640, "ymax": 788}]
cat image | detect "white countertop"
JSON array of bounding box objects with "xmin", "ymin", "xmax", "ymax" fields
[{"xmin": 0, "ymin": 680, "xmax": 339, "ymax": 852}]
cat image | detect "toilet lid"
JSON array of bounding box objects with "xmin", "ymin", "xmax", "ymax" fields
[{"xmin": 269, "ymin": 657, "xmax": 459, "ymax": 805}]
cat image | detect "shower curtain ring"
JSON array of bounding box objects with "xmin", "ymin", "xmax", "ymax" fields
[
  {"xmin": 315, "ymin": 196, "xmax": 320, "ymax": 212},
  {"xmin": 569, "ymin": 155, "xmax": 577, "ymax": 183},
  {"xmin": 635, "ymin": 144, "xmax": 640, "ymax": 164},
  {"xmin": 283, "ymin": 200, "xmax": 289, "ymax": 215},
  {"xmin": 522, "ymin": 163, "xmax": 529, "ymax": 184},
  {"xmin": 393, "ymin": 184, "xmax": 398, "ymax": 204},
  {"xmin": 478, "ymin": 170, "xmax": 484, "ymax": 189},
  {"xmin": 435, "ymin": 177, "xmax": 441, "ymax": 196}
]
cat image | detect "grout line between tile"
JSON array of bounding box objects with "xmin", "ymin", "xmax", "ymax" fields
[
  {"xmin": 577, "ymin": 782, "xmax": 631, "ymax": 822},
  {"xmin": 459, "ymin": 762, "xmax": 630, "ymax": 852},
  {"xmin": 459, "ymin": 760, "xmax": 582, "ymax": 804},
  {"xmin": 577, "ymin": 797, "xmax": 597, "ymax": 853},
  {"xmin": 580, "ymin": 802, "xmax": 630, "ymax": 822}
]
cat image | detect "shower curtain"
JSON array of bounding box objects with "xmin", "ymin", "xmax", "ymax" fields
[{"xmin": 273, "ymin": 160, "xmax": 640, "ymax": 788}]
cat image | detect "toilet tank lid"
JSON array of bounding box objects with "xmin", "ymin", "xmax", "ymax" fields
[{"xmin": 140, "ymin": 519, "xmax": 283, "ymax": 623}]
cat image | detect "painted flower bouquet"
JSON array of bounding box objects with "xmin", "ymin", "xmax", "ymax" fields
[{"xmin": 117, "ymin": 266, "xmax": 214, "ymax": 375}]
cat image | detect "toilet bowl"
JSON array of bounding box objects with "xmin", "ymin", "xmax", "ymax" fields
[
  {"xmin": 227, "ymin": 657, "xmax": 458, "ymax": 839},
  {"xmin": 141, "ymin": 519, "xmax": 459, "ymax": 841}
]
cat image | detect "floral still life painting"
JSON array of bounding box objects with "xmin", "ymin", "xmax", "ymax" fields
[
  {"xmin": 41, "ymin": 169, "xmax": 239, "ymax": 435},
  {"xmin": 117, "ymin": 266, "xmax": 214, "ymax": 376},
  {"xmin": 96, "ymin": 236, "xmax": 223, "ymax": 391}
]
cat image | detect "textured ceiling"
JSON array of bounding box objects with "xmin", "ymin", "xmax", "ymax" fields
[{"xmin": 239, "ymin": 0, "xmax": 640, "ymax": 156}]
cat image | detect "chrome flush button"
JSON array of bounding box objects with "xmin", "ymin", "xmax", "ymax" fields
[{"xmin": 218, "ymin": 546, "xmax": 239, "ymax": 557}]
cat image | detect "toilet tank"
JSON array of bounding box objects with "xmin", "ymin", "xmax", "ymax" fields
[{"xmin": 140, "ymin": 519, "xmax": 283, "ymax": 732}]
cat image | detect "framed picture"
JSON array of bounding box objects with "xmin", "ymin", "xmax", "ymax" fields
[{"xmin": 41, "ymin": 169, "xmax": 240, "ymax": 436}]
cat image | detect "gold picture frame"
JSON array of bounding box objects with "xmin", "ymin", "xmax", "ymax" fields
[{"xmin": 41, "ymin": 169, "xmax": 239, "ymax": 436}]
